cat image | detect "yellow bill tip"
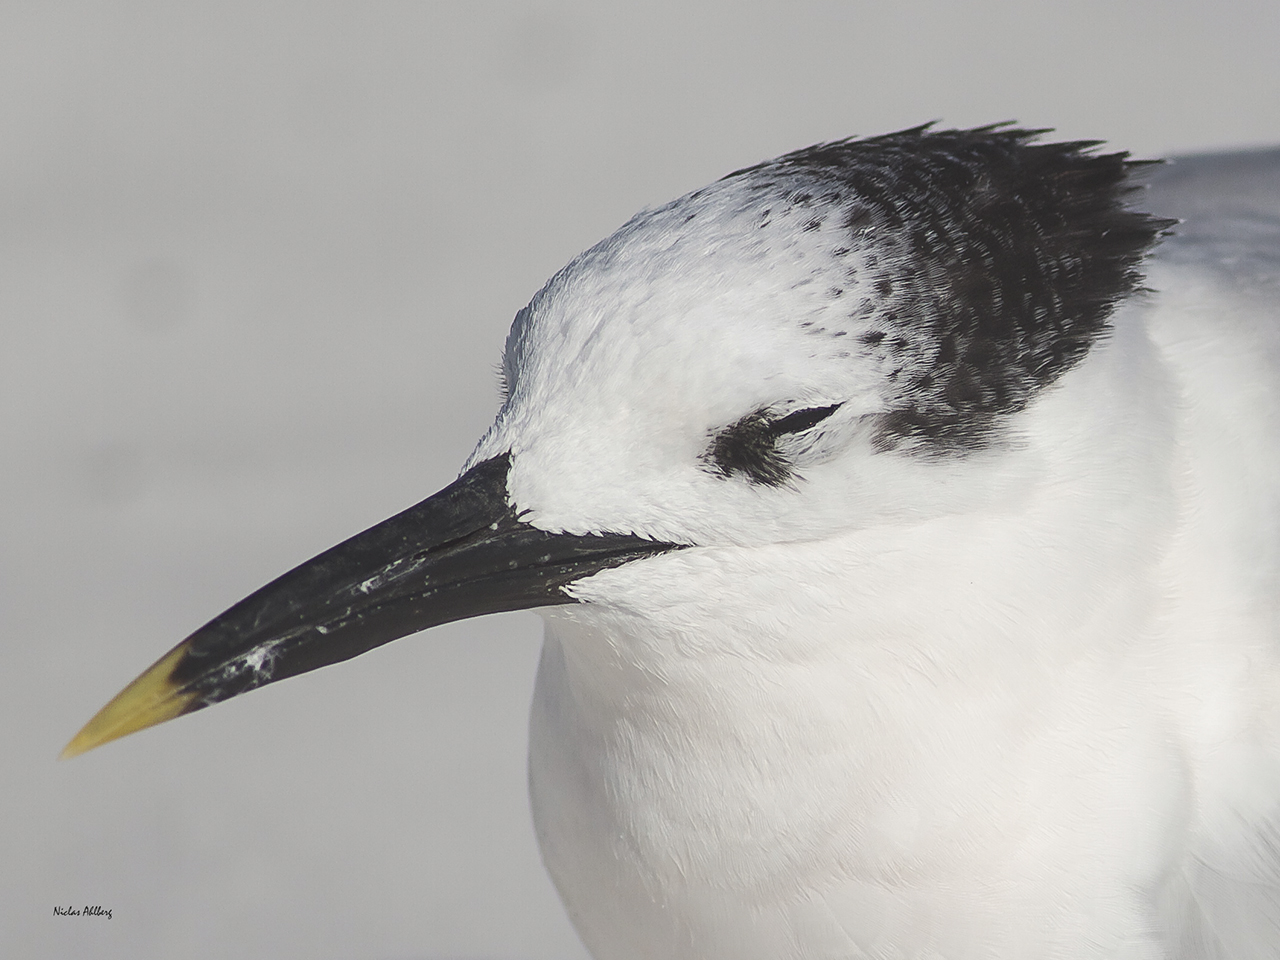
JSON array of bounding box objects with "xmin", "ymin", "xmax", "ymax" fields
[{"xmin": 61, "ymin": 641, "xmax": 200, "ymax": 759}]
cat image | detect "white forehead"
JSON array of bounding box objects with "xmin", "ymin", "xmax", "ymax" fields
[
  {"xmin": 466, "ymin": 178, "xmax": 897, "ymax": 540},
  {"xmin": 502, "ymin": 179, "xmax": 886, "ymax": 417}
]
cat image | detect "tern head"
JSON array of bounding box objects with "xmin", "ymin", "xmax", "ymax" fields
[{"xmin": 64, "ymin": 125, "xmax": 1170, "ymax": 757}]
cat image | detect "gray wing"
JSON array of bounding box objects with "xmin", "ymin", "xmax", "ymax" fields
[
  {"xmin": 1146, "ymin": 146, "xmax": 1280, "ymax": 223},
  {"xmin": 1144, "ymin": 145, "xmax": 1280, "ymax": 305}
]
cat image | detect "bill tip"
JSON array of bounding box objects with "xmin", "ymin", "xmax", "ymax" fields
[{"xmin": 60, "ymin": 641, "xmax": 199, "ymax": 759}]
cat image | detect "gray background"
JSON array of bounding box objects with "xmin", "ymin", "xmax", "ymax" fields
[{"xmin": 4, "ymin": 3, "xmax": 1278, "ymax": 958}]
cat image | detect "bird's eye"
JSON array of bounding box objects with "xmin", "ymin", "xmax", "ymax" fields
[
  {"xmin": 771, "ymin": 404, "xmax": 843, "ymax": 435},
  {"xmin": 704, "ymin": 402, "xmax": 844, "ymax": 487}
]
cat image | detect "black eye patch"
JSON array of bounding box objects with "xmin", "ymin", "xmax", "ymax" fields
[{"xmin": 705, "ymin": 404, "xmax": 843, "ymax": 487}]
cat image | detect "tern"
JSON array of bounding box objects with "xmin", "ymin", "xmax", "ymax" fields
[{"xmin": 65, "ymin": 126, "xmax": 1280, "ymax": 959}]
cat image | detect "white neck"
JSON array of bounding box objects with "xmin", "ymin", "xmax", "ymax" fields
[{"xmin": 527, "ymin": 305, "xmax": 1192, "ymax": 960}]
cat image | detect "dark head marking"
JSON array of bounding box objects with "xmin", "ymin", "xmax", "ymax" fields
[
  {"xmin": 722, "ymin": 124, "xmax": 1174, "ymax": 453},
  {"xmin": 705, "ymin": 405, "xmax": 843, "ymax": 486}
]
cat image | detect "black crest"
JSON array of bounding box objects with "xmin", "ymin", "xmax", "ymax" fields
[{"xmin": 725, "ymin": 125, "xmax": 1173, "ymax": 452}]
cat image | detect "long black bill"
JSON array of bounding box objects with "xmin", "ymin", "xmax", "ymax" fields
[{"xmin": 63, "ymin": 454, "xmax": 680, "ymax": 757}]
